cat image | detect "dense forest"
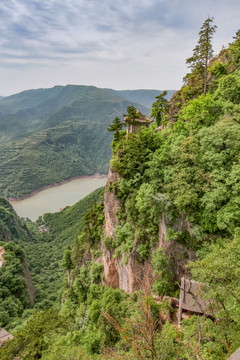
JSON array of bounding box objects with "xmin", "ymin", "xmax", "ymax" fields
[
  {"xmin": 0, "ymin": 24, "xmax": 240, "ymax": 359},
  {"xmin": 0, "ymin": 187, "xmax": 104, "ymax": 331}
]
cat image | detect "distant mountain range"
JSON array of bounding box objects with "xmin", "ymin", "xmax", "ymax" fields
[
  {"xmin": 0, "ymin": 85, "xmax": 176, "ymax": 198},
  {"xmin": 105, "ymin": 89, "xmax": 176, "ymax": 109}
]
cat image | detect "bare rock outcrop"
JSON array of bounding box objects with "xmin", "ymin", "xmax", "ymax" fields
[
  {"xmin": 103, "ymin": 167, "xmax": 146, "ymax": 292},
  {"xmin": 102, "ymin": 166, "xmax": 152, "ymax": 292},
  {"xmin": 102, "ymin": 249, "xmax": 119, "ymax": 289},
  {"xmin": 115, "ymin": 256, "xmax": 150, "ymax": 293},
  {"xmin": 159, "ymin": 215, "xmax": 196, "ymax": 281},
  {"xmin": 104, "ymin": 168, "xmax": 120, "ymax": 238},
  {"xmin": 102, "ymin": 248, "xmax": 150, "ymax": 293}
]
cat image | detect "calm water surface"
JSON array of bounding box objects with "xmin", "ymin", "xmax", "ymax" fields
[{"xmin": 10, "ymin": 177, "xmax": 107, "ymax": 221}]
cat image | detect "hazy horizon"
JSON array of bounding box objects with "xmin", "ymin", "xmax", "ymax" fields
[{"xmin": 0, "ymin": 84, "xmax": 178, "ymax": 98}]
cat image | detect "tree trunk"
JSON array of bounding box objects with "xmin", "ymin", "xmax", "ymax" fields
[
  {"xmin": 67, "ymin": 269, "xmax": 70, "ymax": 285},
  {"xmin": 204, "ymin": 55, "xmax": 208, "ymax": 96}
]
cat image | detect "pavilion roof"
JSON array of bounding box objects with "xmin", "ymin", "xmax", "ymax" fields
[{"xmin": 124, "ymin": 110, "xmax": 153, "ymax": 124}]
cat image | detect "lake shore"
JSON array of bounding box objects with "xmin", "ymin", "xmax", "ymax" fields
[{"xmin": 8, "ymin": 173, "xmax": 107, "ymax": 202}]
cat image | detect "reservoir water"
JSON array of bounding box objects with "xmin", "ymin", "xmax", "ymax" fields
[{"xmin": 10, "ymin": 176, "xmax": 107, "ymax": 221}]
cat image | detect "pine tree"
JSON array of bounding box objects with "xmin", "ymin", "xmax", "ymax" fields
[
  {"xmin": 151, "ymin": 91, "xmax": 168, "ymax": 126},
  {"xmin": 229, "ymin": 29, "xmax": 240, "ymax": 68},
  {"xmin": 124, "ymin": 105, "xmax": 141, "ymax": 121},
  {"xmin": 107, "ymin": 116, "xmax": 125, "ymax": 141},
  {"xmin": 61, "ymin": 247, "xmax": 73, "ymax": 285},
  {"xmin": 186, "ymin": 17, "xmax": 217, "ymax": 95}
]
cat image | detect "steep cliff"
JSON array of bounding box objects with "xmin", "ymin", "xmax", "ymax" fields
[
  {"xmin": 101, "ymin": 166, "xmax": 195, "ymax": 292},
  {"xmin": 102, "ymin": 168, "xmax": 146, "ymax": 292}
]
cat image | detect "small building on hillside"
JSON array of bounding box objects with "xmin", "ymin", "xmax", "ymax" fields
[
  {"xmin": 124, "ymin": 110, "xmax": 153, "ymax": 135},
  {"xmin": 0, "ymin": 328, "xmax": 13, "ymax": 346},
  {"xmin": 178, "ymin": 277, "xmax": 212, "ymax": 325},
  {"xmin": 0, "ymin": 246, "xmax": 5, "ymax": 267}
]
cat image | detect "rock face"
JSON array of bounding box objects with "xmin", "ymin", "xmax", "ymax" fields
[
  {"xmin": 115, "ymin": 255, "xmax": 149, "ymax": 293},
  {"xmin": 102, "ymin": 248, "xmax": 150, "ymax": 293},
  {"xmin": 0, "ymin": 247, "xmax": 5, "ymax": 267},
  {"xmin": 102, "ymin": 168, "xmax": 195, "ymax": 293},
  {"xmin": 159, "ymin": 215, "xmax": 196, "ymax": 281},
  {"xmin": 102, "ymin": 250, "xmax": 119, "ymax": 289},
  {"xmin": 104, "ymin": 168, "xmax": 120, "ymax": 238},
  {"xmin": 103, "ymin": 168, "xmax": 120, "ymax": 288},
  {"xmin": 103, "ymin": 167, "xmax": 150, "ymax": 292}
]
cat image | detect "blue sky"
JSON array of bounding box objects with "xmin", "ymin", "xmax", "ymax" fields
[{"xmin": 0, "ymin": 0, "xmax": 239, "ymax": 95}]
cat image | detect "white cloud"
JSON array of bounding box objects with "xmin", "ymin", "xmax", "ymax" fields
[{"xmin": 0, "ymin": 0, "xmax": 239, "ymax": 95}]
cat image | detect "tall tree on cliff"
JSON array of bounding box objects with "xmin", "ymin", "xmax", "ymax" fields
[
  {"xmin": 61, "ymin": 247, "xmax": 73, "ymax": 285},
  {"xmin": 229, "ymin": 29, "xmax": 240, "ymax": 68},
  {"xmin": 107, "ymin": 116, "xmax": 125, "ymax": 141},
  {"xmin": 151, "ymin": 91, "xmax": 168, "ymax": 126},
  {"xmin": 186, "ymin": 17, "xmax": 217, "ymax": 95}
]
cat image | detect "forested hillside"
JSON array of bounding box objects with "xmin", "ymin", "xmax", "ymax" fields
[
  {"xmin": 1, "ymin": 28, "xmax": 240, "ymax": 360},
  {"xmin": 0, "ymin": 187, "xmax": 104, "ymax": 332},
  {"xmin": 0, "ymin": 198, "xmax": 31, "ymax": 243},
  {"xmin": 0, "ymin": 199, "xmax": 34, "ymax": 330}
]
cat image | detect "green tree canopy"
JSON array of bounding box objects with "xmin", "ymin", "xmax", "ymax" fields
[
  {"xmin": 229, "ymin": 29, "xmax": 240, "ymax": 69},
  {"xmin": 61, "ymin": 247, "xmax": 74, "ymax": 285},
  {"xmin": 151, "ymin": 91, "xmax": 168, "ymax": 126},
  {"xmin": 0, "ymin": 309, "xmax": 66, "ymax": 360},
  {"xmin": 107, "ymin": 116, "xmax": 125, "ymax": 141},
  {"xmin": 186, "ymin": 17, "xmax": 217, "ymax": 95},
  {"xmin": 124, "ymin": 105, "xmax": 141, "ymax": 121}
]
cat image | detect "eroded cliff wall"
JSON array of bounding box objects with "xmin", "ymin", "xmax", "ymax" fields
[{"xmin": 101, "ymin": 167, "xmax": 195, "ymax": 293}]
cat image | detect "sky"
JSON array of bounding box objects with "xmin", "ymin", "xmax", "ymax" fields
[{"xmin": 0, "ymin": 0, "xmax": 239, "ymax": 96}]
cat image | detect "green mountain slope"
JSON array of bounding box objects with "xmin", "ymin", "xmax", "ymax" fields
[
  {"xmin": 18, "ymin": 187, "xmax": 104, "ymax": 310},
  {"xmin": 0, "ymin": 198, "xmax": 34, "ymax": 330},
  {"xmin": 0, "ymin": 85, "xmax": 154, "ymax": 143},
  {"xmin": 0, "ymin": 86, "xmax": 78, "ymax": 142},
  {"xmin": 0, "ymin": 85, "xmax": 149, "ymax": 198},
  {"xmin": 0, "ymin": 198, "xmax": 31, "ymax": 242},
  {"xmin": 0, "ymin": 187, "xmax": 104, "ymax": 330}
]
